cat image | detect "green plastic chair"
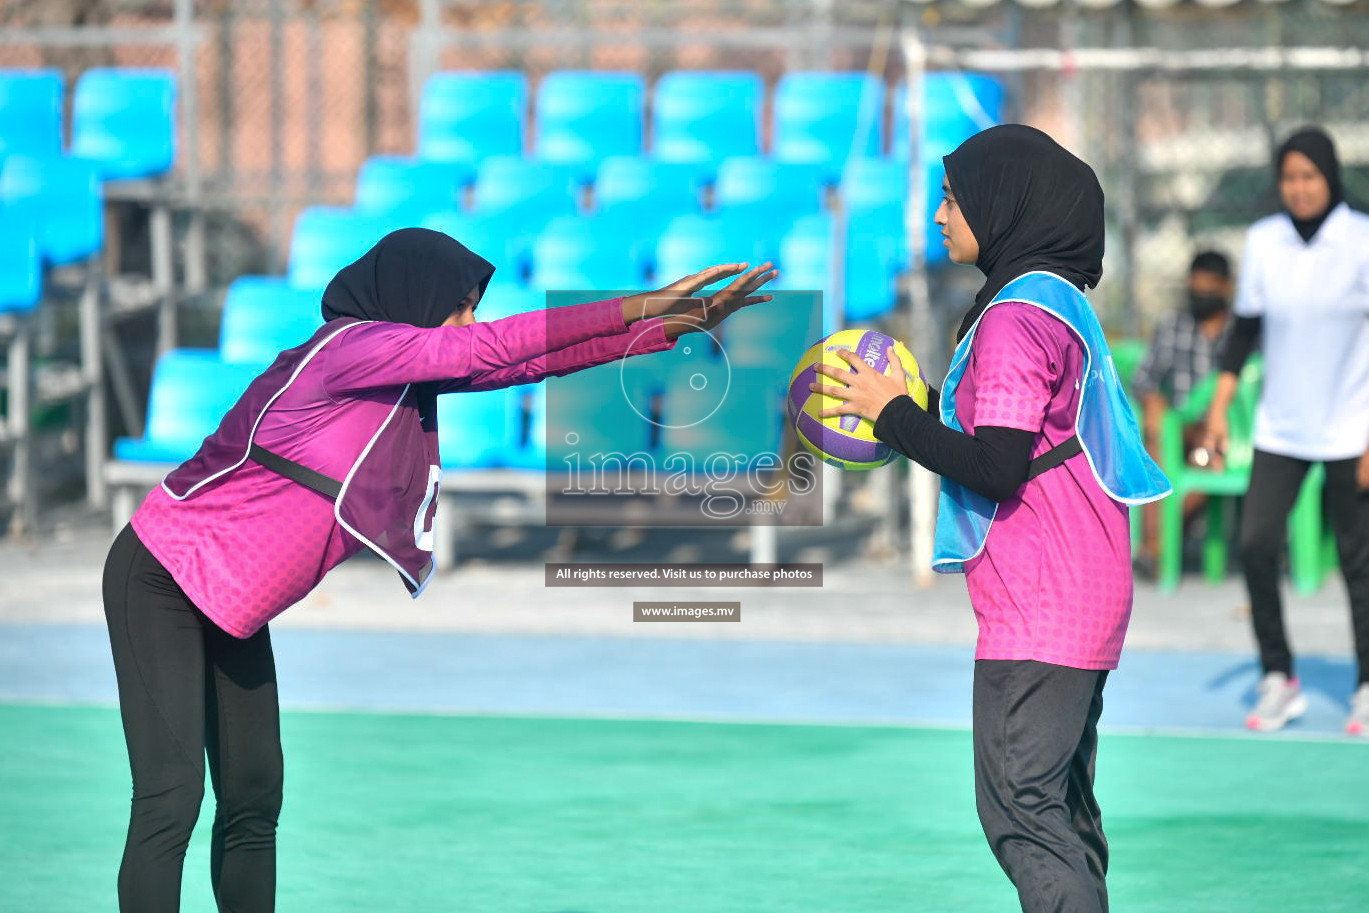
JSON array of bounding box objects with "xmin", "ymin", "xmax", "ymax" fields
[
  {"xmin": 1157, "ymin": 355, "xmax": 1327, "ymax": 593},
  {"xmin": 1108, "ymin": 338, "xmax": 1147, "ymax": 556},
  {"xmin": 1109, "ymin": 338, "xmax": 1148, "ymax": 402}
]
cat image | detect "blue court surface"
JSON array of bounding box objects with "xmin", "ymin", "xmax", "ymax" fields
[{"xmin": 2, "ymin": 623, "xmax": 1361, "ymax": 735}]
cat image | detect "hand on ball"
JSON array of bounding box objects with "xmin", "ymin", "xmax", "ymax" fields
[{"xmin": 810, "ymin": 347, "xmax": 914, "ymax": 424}]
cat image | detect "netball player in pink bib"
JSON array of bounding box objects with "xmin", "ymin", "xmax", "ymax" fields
[
  {"xmin": 101, "ymin": 227, "xmax": 776, "ymax": 912},
  {"xmin": 813, "ymin": 125, "xmax": 1169, "ymax": 913}
]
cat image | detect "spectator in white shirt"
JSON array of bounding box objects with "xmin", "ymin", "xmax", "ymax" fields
[{"xmin": 1203, "ymin": 126, "xmax": 1369, "ymax": 736}]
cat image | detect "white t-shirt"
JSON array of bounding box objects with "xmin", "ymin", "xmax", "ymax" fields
[{"xmin": 1235, "ymin": 203, "xmax": 1369, "ymax": 460}]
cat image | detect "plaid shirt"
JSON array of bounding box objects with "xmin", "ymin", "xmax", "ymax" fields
[{"xmin": 1132, "ymin": 310, "xmax": 1231, "ymax": 409}]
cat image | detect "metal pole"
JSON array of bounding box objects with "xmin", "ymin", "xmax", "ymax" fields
[
  {"xmin": 175, "ymin": 0, "xmax": 206, "ymax": 294},
  {"xmin": 409, "ymin": 0, "xmax": 444, "ymax": 139},
  {"xmin": 1115, "ymin": 6, "xmax": 1142, "ymax": 337},
  {"xmin": 901, "ymin": 25, "xmax": 937, "ymax": 587},
  {"xmin": 101, "ymin": 331, "xmax": 143, "ymax": 441},
  {"xmin": 152, "ymin": 203, "xmax": 176, "ymax": 355},
  {"xmin": 307, "ymin": 2, "xmax": 323, "ymax": 200},
  {"xmin": 6, "ymin": 324, "xmax": 32, "ymax": 536},
  {"xmin": 80, "ymin": 263, "xmax": 107, "ymax": 509},
  {"xmin": 267, "ymin": 0, "xmax": 285, "ymax": 274},
  {"xmin": 364, "ymin": 0, "xmax": 379, "ymax": 157}
]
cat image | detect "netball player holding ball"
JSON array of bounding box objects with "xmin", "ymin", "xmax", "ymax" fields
[
  {"xmin": 100, "ymin": 226, "xmax": 776, "ymax": 912},
  {"xmin": 811, "ymin": 125, "xmax": 1170, "ymax": 913}
]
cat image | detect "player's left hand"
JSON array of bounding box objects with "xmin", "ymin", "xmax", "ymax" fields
[
  {"xmin": 810, "ymin": 347, "xmax": 911, "ymax": 424},
  {"xmin": 1357, "ymin": 450, "xmax": 1369, "ymax": 492}
]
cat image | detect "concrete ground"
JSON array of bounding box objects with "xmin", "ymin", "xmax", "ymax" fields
[
  {"xmin": 0, "ymin": 502, "xmax": 1357, "ymax": 658},
  {"xmin": 4, "ymin": 503, "xmax": 1365, "ymax": 739}
]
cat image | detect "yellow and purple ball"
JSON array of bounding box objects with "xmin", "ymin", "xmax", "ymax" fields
[{"xmin": 787, "ymin": 329, "xmax": 929, "ymax": 471}]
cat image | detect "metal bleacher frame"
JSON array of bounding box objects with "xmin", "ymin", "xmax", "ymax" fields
[
  {"xmin": 1, "ymin": 1, "xmax": 207, "ymax": 535},
  {"xmin": 432, "ymin": 466, "xmax": 825, "ymax": 571},
  {"xmin": 0, "ymin": 309, "xmax": 35, "ymax": 533}
]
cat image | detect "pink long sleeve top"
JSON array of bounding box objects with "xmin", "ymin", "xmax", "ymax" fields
[{"xmin": 132, "ymin": 298, "xmax": 673, "ymax": 637}]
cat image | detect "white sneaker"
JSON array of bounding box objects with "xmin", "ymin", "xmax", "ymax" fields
[
  {"xmin": 1347, "ymin": 684, "xmax": 1369, "ymax": 737},
  {"xmin": 1246, "ymin": 672, "xmax": 1308, "ymax": 732}
]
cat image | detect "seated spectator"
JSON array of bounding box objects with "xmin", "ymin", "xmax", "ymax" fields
[{"xmin": 1132, "ymin": 250, "xmax": 1234, "ymax": 572}]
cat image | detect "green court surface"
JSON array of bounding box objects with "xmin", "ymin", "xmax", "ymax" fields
[{"xmin": 3, "ymin": 703, "xmax": 1365, "ymax": 913}]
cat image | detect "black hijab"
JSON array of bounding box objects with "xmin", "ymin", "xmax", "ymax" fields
[
  {"xmin": 1275, "ymin": 127, "xmax": 1342, "ymax": 244},
  {"xmin": 322, "ymin": 227, "xmax": 495, "ymax": 418},
  {"xmin": 943, "ymin": 125, "xmax": 1105, "ymax": 342}
]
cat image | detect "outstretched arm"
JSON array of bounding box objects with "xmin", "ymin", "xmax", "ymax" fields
[
  {"xmin": 447, "ymin": 262, "xmax": 779, "ymax": 391},
  {"xmin": 323, "ymin": 297, "xmax": 632, "ymax": 397}
]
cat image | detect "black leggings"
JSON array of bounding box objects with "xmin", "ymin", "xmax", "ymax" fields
[
  {"xmin": 102, "ymin": 524, "xmax": 283, "ymax": 912},
  {"xmin": 974, "ymin": 660, "xmax": 1109, "ymax": 913},
  {"xmin": 1239, "ymin": 450, "xmax": 1369, "ymax": 684}
]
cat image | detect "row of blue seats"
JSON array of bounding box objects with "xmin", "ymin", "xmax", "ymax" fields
[
  {"xmin": 114, "ymin": 280, "xmax": 815, "ymax": 470},
  {"xmin": 114, "ymin": 352, "xmax": 791, "ymax": 472},
  {"xmin": 212, "ymin": 280, "xmax": 819, "ymax": 373},
  {"xmin": 0, "ymin": 69, "xmax": 178, "ymax": 315},
  {"xmin": 288, "ymin": 205, "xmax": 896, "ymax": 324},
  {"xmin": 0, "ymin": 68, "xmax": 176, "ymax": 179},
  {"xmin": 352, "ymin": 152, "xmax": 925, "ymax": 234},
  {"xmin": 348, "ymin": 152, "xmax": 931, "ymax": 319},
  {"xmin": 415, "ymin": 69, "xmax": 1002, "ymax": 180}
]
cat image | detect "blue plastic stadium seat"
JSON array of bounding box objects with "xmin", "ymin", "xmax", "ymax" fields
[
  {"xmin": 420, "ymin": 210, "xmax": 522, "ymax": 278},
  {"xmin": 773, "ymin": 72, "xmax": 883, "ymax": 178},
  {"xmin": 70, "ymin": 68, "xmax": 176, "ymax": 180},
  {"xmin": 535, "ymin": 71, "xmax": 644, "ymax": 178},
  {"xmin": 0, "ymin": 69, "xmax": 63, "ymax": 160},
  {"xmin": 840, "ymin": 158, "xmax": 910, "ymax": 322},
  {"xmin": 472, "ymin": 155, "xmax": 581, "ymax": 215},
  {"xmin": 503, "ymin": 381, "xmax": 547, "ymax": 470},
  {"xmin": 113, "ymin": 350, "xmax": 260, "ymax": 464},
  {"xmin": 841, "ymin": 156, "xmax": 908, "ymax": 213},
  {"xmin": 653, "ymin": 213, "xmax": 768, "ymax": 286},
  {"xmin": 770, "ymin": 214, "xmax": 839, "ymax": 331},
  {"xmin": 592, "ymin": 156, "xmax": 700, "ymax": 277},
  {"xmin": 0, "ymin": 154, "xmax": 103, "ymax": 265},
  {"xmin": 354, "ymin": 156, "xmax": 470, "ymax": 223},
  {"xmin": 538, "ymin": 360, "xmax": 658, "ymax": 466},
  {"xmin": 530, "ymin": 215, "xmax": 647, "ymax": 291},
  {"xmin": 774, "ymin": 212, "xmax": 833, "ymax": 291},
  {"xmin": 721, "ymin": 287, "xmax": 823, "ymax": 371},
  {"xmin": 892, "ymin": 72, "xmax": 1003, "ymax": 160},
  {"xmin": 713, "ymin": 156, "xmax": 826, "ymax": 228},
  {"xmin": 651, "ymin": 71, "xmax": 762, "ymax": 180},
  {"xmin": 418, "ymin": 71, "xmax": 526, "ymax": 165},
  {"xmin": 438, "ymin": 386, "xmax": 521, "ymax": 470},
  {"xmin": 0, "ymin": 220, "xmax": 41, "ymax": 314},
  {"xmin": 594, "ymin": 155, "xmax": 700, "ymax": 214},
  {"xmin": 219, "ymin": 276, "xmax": 324, "ymax": 366},
  {"xmin": 470, "ymin": 156, "xmax": 584, "ymax": 273},
  {"xmin": 660, "ymin": 366, "xmax": 785, "ymax": 467},
  {"xmin": 287, "ymin": 207, "xmax": 400, "ymax": 289},
  {"xmin": 476, "ymin": 281, "xmax": 543, "ymax": 322}
]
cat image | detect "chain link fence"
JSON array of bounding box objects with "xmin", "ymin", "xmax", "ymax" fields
[{"xmin": 4, "ymin": 0, "xmax": 1365, "ymax": 336}]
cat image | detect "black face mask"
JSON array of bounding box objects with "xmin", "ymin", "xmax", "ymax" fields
[{"xmin": 1188, "ymin": 291, "xmax": 1228, "ymax": 322}]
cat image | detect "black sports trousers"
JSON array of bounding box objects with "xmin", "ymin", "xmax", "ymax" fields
[
  {"xmin": 102, "ymin": 523, "xmax": 283, "ymax": 912},
  {"xmin": 1238, "ymin": 449, "xmax": 1369, "ymax": 684},
  {"xmin": 973, "ymin": 659, "xmax": 1109, "ymax": 913}
]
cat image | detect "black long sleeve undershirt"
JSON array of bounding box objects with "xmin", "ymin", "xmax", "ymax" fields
[
  {"xmin": 1219, "ymin": 315, "xmax": 1262, "ymax": 375},
  {"xmin": 871, "ymin": 394, "xmax": 1036, "ymax": 502}
]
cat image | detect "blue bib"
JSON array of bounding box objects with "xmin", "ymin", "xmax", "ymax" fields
[{"xmin": 932, "ymin": 271, "xmax": 1171, "ymax": 574}]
